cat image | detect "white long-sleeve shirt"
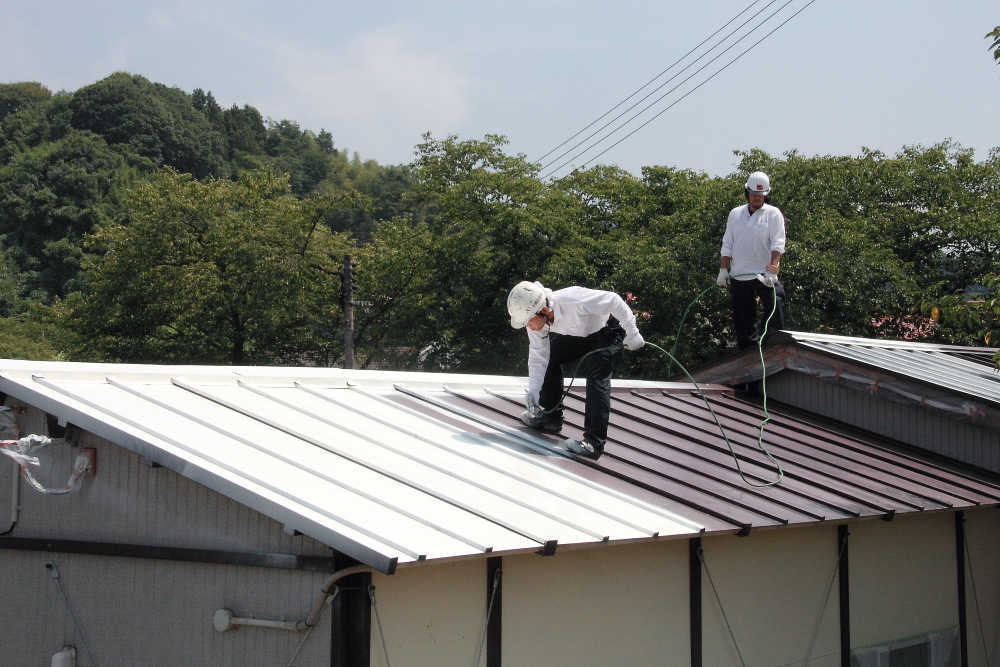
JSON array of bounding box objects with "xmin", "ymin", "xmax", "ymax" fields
[
  {"xmin": 720, "ymin": 203, "xmax": 786, "ymax": 280},
  {"xmin": 525, "ymin": 286, "xmax": 639, "ymax": 401}
]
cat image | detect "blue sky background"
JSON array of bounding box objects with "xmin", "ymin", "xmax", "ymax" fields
[{"xmin": 2, "ymin": 1, "xmax": 998, "ymax": 177}]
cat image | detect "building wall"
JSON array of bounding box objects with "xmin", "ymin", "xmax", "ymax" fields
[
  {"xmin": 369, "ymin": 559, "xmax": 485, "ymax": 667},
  {"xmin": 501, "ymin": 539, "xmax": 690, "ymax": 667},
  {"xmin": 849, "ymin": 511, "xmax": 958, "ymax": 649},
  {"xmin": 700, "ymin": 524, "xmax": 842, "ymax": 667},
  {"xmin": 962, "ymin": 507, "xmax": 1000, "ymax": 667},
  {"xmin": 767, "ymin": 372, "xmax": 1000, "ymax": 472},
  {"xmin": 0, "ymin": 550, "xmax": 331, "ymax": 667},
  {"xmin": 0, "ymin": 401, "xmax": 337, "ymax": 666}
]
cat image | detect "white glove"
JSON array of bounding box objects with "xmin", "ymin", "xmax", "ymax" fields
[
  {"xmin": 758, "ymin": 270, "xmax": 778, "ymax": 286},
  {"xmin": 623, "ymin": 331, "xmax": 645, "ymax": 351},
  {"xmin": 716, "ymin": 268, "xmax": 730, "ymax": 288},
  {"xmin": 525, "ymin": 393, "xmax": 542, "ymax": 420}
]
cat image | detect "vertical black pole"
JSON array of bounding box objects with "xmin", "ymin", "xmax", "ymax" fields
[
  {"xmin": 330, "ymin": 571, "xmax": 372, "ymax": 667},
  {"xmin": 956, "ymin": 511, "xmax": 969, "ymax": 667},
  {"xmin": 343, "ymin": 254, "xmax": 355, "ymax": 370},
  {"xmin": 690, "ymin": 537, "xmax": 702, "ymax": 667},
  {"xmin": 486, "ymin": 556, "xmax": 503, "ymax": 667},
  {"xmin": 838, "ymin": 525, "xmax": 850, "ymax": 667}
]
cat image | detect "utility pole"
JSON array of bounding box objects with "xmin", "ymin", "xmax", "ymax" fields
[{"xmin": 341, "ymin": 254, "xmax": 355, "ymax": 369}]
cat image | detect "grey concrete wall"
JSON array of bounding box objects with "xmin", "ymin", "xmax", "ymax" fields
[
  {"xmin": 0, "ymin": 399, "xmax": 336, "ymax": 666},
  {"xmin": 767, "ymin": 371, "xmax": 1000, "ymax": 472}
]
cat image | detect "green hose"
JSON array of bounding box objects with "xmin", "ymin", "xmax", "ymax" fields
[{"xmin": 656, "ymin": 272, "xmax": 783, "ymax": 487}]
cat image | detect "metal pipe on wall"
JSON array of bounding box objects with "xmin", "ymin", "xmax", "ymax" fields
[
  {"xmin": 1, "ymin": 459, "xmax": 18, "ymax": 535},
  {"xmin": 214, "ymin": 564, "xmax": 374, "ymax": 633}
]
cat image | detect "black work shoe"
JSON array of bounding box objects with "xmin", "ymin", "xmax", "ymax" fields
[
  {"xmin": 565, "ymin": 438, "xmax": 602, "ymax": 460},
  {"xmin": 519, "ymin": 410, "xmax": 563, "ymax": 433}
]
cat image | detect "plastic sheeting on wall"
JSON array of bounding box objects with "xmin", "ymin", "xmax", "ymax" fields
[
  {"xmin": 850, "ymin": 626, "xmax": 959, "ymax": 667},
  {"xmin": 0, "ymin": 435, "xmax": 91, "ymax": 494}
]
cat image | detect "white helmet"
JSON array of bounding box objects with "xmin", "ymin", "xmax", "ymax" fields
[
  {"xmin": 508, "ymin": 281, "xmax": 547, "ymax": 328},
  {"xmin": 745, "ymin": 171, "xmax": 771, "ymax": 195}
]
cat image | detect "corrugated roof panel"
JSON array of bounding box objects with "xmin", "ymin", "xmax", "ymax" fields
[{"xmin": 790, "ymin": 333, "xmax": 1000, "ymax": 406}]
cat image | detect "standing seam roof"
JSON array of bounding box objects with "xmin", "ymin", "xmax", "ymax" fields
[{"xmin": 1, "ymin": 358, "xmax": 998, "ymax": 573}]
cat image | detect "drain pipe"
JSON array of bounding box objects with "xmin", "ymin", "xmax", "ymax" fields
[
  {"xmin": 214, "ymin": 564, "xmax": 374, "ymax": 633},
  {"xmin": 0, "ymin": 459, "xmax": 18, "ymax": 536}
]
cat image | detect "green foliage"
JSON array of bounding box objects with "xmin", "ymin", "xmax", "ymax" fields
[
  {"xmin": 69, "ymin": 169, "xmax": 357, "ymax": 364},
  {"xmin": 70, "ymin": 72, "xmax": 226, "ymax": 178},
  {"xmin": 987, "ymin": 26, "xmax": 1000, "ymax": 63},
  {"xmin": 0, "ymin": 82, "xmax": 52, "ymax": 121},
  {"xmin": 0, "ymin": 125, "xmax": 134, "ymax": 299}
]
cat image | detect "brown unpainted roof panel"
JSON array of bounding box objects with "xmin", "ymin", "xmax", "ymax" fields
[{"xmin": 431, "ymin": 385, "xmax": 1000, "ymax": 535}]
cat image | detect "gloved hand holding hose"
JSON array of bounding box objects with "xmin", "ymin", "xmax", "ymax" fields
[
  {"xmin": 524, "ymin": 393, "xmax": 542, "ymax": 420},
  {"xmin": 716, "ymin": 268, "xmax": 730, "ymax": 288}
]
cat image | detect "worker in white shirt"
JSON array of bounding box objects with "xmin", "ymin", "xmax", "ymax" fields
[
  {"xmin": 717, "ymin": 171, "xmax": 786, "ymax": 350},
  {"xmin": 507, "ymin": 281, "xmax": 644, "ymax": 460}
]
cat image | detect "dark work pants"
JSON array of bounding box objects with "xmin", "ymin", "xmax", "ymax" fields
[
  {"xmin": 538, "ymin": 319, "xmax": 625, "ymax": 452},
  {"xmin": 731, "ymin": 278, "xmax": 785, "ymax": 351}
]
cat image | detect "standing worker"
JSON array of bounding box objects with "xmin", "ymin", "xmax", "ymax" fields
[
  {"xmin": 507, "ymin": 281, "xmax": 644, "ymax": 460},
  {"xmin": 717, "ymin": 171, "xmax": 786, "ymax": 350}
]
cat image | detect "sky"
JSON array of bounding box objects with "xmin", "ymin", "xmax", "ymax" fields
[{"xmin": 2, "ymin": 1, "xmax": 998, "ymax": 178}]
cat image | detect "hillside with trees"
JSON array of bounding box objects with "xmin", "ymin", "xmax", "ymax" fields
[{"xmin": 0, "ymin": 72, "xmax": 997, "ymax": 374}]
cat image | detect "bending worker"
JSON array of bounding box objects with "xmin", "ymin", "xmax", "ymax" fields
[
  {"xmin": 717, "ymin": 171, "xmax": 786, "ymax": 350},
  {"xmin": 507, "ymin": 281, "xmax": 644, "ymax": 460}
]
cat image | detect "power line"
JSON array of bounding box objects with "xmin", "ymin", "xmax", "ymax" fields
[
  {"xmin": 535, "ymin": 0, "xmax": 766, "ymax": 164},
  {"xmin": 539, "ymin": 0, "xmax": 782, "ymax": 173},
  {"xmin": 543, "ymin": 0, "xmax": 820, "ymax": 179},
  {"xmin": 542, "ymin": 0, "xmax": 800, "ymax": 178}
]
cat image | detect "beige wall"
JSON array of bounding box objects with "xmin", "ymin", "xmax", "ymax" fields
[
  {"xmin": 963, "ymin": 507, "xmax": 1000, "ymax": 667},
  {"xmin": 369, "ymin": 558, "xmax": 485, "ymax": 667},
  {"xmin": 502, "ymin": 539, "xmax": 690, "ymax": 667},
  {"xmin": 700, "ymin": 524, "xmax": 841, "ymax": 667},
  {"xmin": 849, "ymin": 511, "xmax": 958, "ymax": 649}
]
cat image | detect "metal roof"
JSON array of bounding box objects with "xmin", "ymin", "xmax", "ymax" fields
[
  {"xmin": 1, "ymin": 358, "xmax": 998, "ymax": 574},
  {"xmin": 783, "ymin": 332, "xmax": 1000, "ymax": 407}
]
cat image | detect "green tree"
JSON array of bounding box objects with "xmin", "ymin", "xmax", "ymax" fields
[
  {"xmin": 0, "ymin": 82, "xmax": 52, "ymax": 121},
  {"xmin": 70, "ymin": 169, "xmax": 358, "ymax": 364},
  {"xmin": 69, "ymin": 72, "xmax": 226, "ymax": 178}
]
